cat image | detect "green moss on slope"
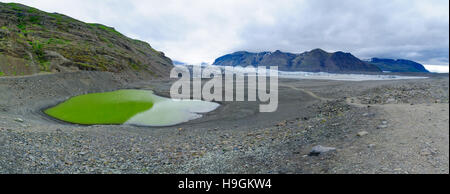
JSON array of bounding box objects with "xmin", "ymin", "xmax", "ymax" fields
[{"xmin": 0, "ymin": 2, "xmax": 173, "ymax": 77}]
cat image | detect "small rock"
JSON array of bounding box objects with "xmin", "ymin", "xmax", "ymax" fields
[
  {"xmin": 14, "ymin": 118, "xmax": 24, "ymax": 123},
  {"xmin": 420, "ymin": 149, "xmax": 432, "ymax": 156},
  {"xmin": 386, "ymin": 98, "xmax": 396, "ymax": 103},
  {"xmin": 357, "ymin": 131, "xmax": 369, "ymax": 137},
  {"xmin": 309, "ymin": 145, "xmax": 336, "ymax": 156},
  {"xmin": 276, "ymin": 120, "xmax": 287, "ymax": 127},
  {"xmin": 378, "ymin": 125, "xmax": 388, "ymax": 129}
]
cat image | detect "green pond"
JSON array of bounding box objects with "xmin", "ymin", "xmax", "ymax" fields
[{"xmin": 44, "ymin": 89, "xmax": 219, "ymax": 127}]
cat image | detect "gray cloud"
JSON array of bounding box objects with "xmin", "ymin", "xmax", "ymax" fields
[{"xmin": 5, "ymin": 0, "xmax": 449, "ymax": 66}]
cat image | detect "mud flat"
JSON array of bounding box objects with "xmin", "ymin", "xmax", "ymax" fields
[{"xmin": 0, "ymin": 72, "xmax": 448, "ymax": 174}]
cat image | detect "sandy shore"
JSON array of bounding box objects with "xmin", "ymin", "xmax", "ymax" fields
[{"xmin": 0, "ymin": 72, "xmax": 448, "ymax": 174}]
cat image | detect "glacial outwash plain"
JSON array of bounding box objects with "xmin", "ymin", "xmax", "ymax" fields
[{"xmin": 0, "ymin": 3, "xmax": 448, "ymax": 174}]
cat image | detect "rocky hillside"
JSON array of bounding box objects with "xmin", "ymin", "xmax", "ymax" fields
[
  {"xmin": 0, "ymin": 3, "xmax": 173, "ymax": 77},
  {"xmin": 213, "ymin": 49, "xmax": 382, "ymax": 73},
  {"xmin": 368, "ymin": 58, "xmax": 430, "ymax": 73}
]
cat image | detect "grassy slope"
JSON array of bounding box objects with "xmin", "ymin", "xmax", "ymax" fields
[{"xmin": 0, "ymin": 3, "xmax": 173, "ymax": 77}]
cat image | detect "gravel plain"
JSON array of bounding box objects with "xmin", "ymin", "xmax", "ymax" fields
[{"xmin": 0, "ymin": 72, "xmax": 448, "ymax": 174}]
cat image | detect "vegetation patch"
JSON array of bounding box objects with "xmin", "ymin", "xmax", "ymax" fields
[
  {"xmin": 129, "ymin": 61, "xmax": 140, "ymax": 70},
  {"xmin": 29, "ymin": 40, "xmax": 46, "ymax": 62},
  {"xmin": 47, "ymin": 38, "xmax": 70, "ymax": 45},
  {"xmin": 89, "ymin": 23, "xmax": 123, "ymax": 37},
  {"xmin": 28, "ymin": 15, "xmax": 41, "ymax": 25},
  {"xmin": 40, "ymin": 61, "xmax": 50, "ymax": 72},
  {"xmin": 17, "ymin": 23, "xmax": 26, "ymax": 31},
  {"xmin": 7, "ymin": 3, "xmax": 25, "ymax": 11}
]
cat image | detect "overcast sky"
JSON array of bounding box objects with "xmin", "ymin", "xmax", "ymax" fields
[{"xmin": 4, "ymin": 0, "xmax": 449, "ymax": 69}]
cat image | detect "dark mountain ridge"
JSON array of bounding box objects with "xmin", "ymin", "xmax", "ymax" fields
[
  {"xmin": 368, "ymin": 58, "xmax": 429, "ymax": 73},
  {"xmin": 213, "ymin": 49, "xmax": 382, "ymax": 73}
]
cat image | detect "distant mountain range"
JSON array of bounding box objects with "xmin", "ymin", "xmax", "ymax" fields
[
  {"xmin": 367, "ymin": 58, "xmax": 429, "ymax": 73},
  {"xmin": 173, "ymin": 60, "xmax": 188, "ymax": 65},
  {"xmin": 213, "ymin": 49, "xmax": 430, "ymax": 73},
  {"xmin": 213, "ymin": 49, "xmax": 382, "ymax": 73},
  {"xmin": 173, "ymin": 60, "xmax": 209, "ymax": 66}
]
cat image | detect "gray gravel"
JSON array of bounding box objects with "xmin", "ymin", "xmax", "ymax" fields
[{"xmin": 0, "ymin": 72, "xmax": 448, "ymax": 174}]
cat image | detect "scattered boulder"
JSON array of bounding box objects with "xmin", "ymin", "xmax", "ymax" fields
[
  {"xmin": 420, "ymin": 148, "xmax": 437, "ymax": 156},
  {"xmin": 309, "ymin": 145, "xmax": 336, "ymax": 156},
  {"xmin": 362, "ymin": 113, "xmax": 375, "ymax": 117},
  {"xmin": 357, "ymin": 131, "xmax": 369, "ymax": 137},
  {"xmin": 420, "ymin": 149, "xmax": 432, "ymax": 156},
  {"xmin": 276, "ymin": 120, "xmax": 287, "ymax": 127},
  {"xmin": 378, "ymin": 125, "xmax": 388, "ymax": 129},
  {"xmin": 386, "ymin": 98, "xmax": 396, "ymax": 104},
  {"xmin": 14, "ymin": 118, "xmax": 24, "ymax": 123}
]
